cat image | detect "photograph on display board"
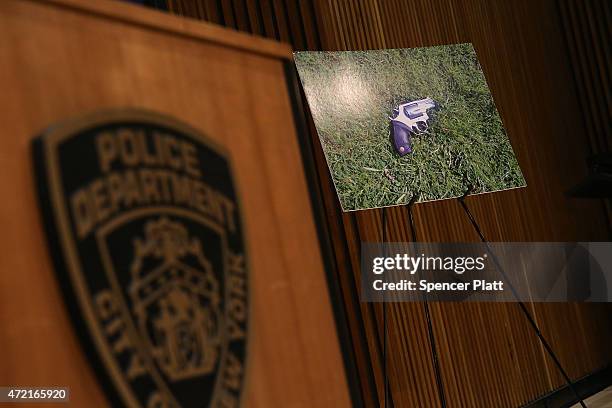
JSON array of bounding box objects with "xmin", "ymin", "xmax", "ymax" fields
[{"xmin": 294, "ymin": 43, "xmax": 526, "ymax": 211}]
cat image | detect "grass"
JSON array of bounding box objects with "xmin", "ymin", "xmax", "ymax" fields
[{"xmin": 294, "ymin": 44, "xmax": 526, "ymax": 211}]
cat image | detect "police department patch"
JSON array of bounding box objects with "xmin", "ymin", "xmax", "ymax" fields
[{"xmin": 32, "ymin": 110, "xmax": 249, "ymax": 408}]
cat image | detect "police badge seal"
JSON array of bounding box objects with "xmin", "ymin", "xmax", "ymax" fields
[{"xmin": 32, "ymin": 110, "xmax": 249, "ymax": 408}]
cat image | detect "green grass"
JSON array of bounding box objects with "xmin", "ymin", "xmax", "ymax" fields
[{"xmin": 294, "ymin": 44, "xmax": 526, "ymax": 211}]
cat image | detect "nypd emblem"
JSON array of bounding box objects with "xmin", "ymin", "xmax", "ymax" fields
[{"xmin": 33, "ymin": 110, "xmax": 248, "ymax": 408}]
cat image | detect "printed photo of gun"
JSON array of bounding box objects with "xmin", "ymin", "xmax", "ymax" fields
[{"xmin": 294, "ymin": 44, "xmax": 525, "ymax": 211}]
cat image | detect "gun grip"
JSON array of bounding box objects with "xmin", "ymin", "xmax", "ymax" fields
[{"xmin": 392, "ymin": 121, "xmax": 412, "ymax": 156}]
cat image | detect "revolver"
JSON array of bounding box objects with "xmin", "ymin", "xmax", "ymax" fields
[{"xmin": 390, "ymin": 97, "xmax": 437, "ymax": 156}]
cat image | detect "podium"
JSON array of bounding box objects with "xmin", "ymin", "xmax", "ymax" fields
[{"xmin": 0, "ymin": 1, "xmax": 351, "ymax": 406}]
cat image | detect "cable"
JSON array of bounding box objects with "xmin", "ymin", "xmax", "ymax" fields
[
  {"xmin": 382, "ymin": 208, "xmax": 390, "ymax": 408},
  {"xmin": 457, "ymin": 191, "xmax": 587, "ymax": 408},
  {"xmin": 407, "ymin": 195, "xmax": 448, "ymax": 408}
]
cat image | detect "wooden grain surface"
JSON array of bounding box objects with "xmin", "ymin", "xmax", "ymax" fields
[
  {"xmin": 558, "ymin": 0, "xmax": 611, "ymax": 221},
  {"xmin": 167, "ymin": 0, "xmax": 612, "ymax": 407},
  {"xmin": 0, "ymin": 1, "xmax": 351, "ymax": 406}
]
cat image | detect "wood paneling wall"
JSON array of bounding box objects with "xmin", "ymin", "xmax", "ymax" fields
[
  {"xmin": 558, "ymin": 0, "xmax": 611, "ymax": 155},
  {"xmin": 165, "ymin": 1, "xmax": 612, "ymax": 407},
  {"xmin": 558, "ymin": 0, "xmax": 611, "ymax": 225}
]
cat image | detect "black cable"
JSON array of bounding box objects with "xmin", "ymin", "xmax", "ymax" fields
[
  {"xmin": 407, "ymin": 195, "xmax": 448, "ymax": 408},
  {"xmin": 381, "ymin": 208, "xmax": 390, "ymax": 408},
  {"xmin": 457, "ymin": 189, "xmax": 587, "ymax": 408}
]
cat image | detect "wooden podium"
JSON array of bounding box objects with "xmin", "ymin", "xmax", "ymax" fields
[{"xmin": 0, "ymin": 1, "xmax": 352, "ymax": 406}]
